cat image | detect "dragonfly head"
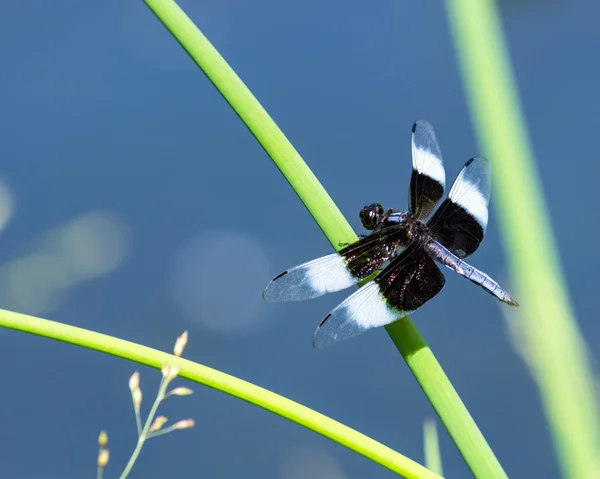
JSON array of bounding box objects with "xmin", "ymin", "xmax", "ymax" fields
[{"xmin": 360, "ymin": 203, "xmax": 384, "ymax": 230}]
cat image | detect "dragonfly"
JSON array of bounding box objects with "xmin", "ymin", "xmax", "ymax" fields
[{"xmin": 263, "ymin": 120, "xmax": 518, "ymax": 348}]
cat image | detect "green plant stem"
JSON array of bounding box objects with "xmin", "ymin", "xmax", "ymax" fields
[
  {"xmin": 424, "ymin": 418, "xmax": 443, "ymax": 476},
  {"xmin": 97, "ymin": 460, "xmax": 103, "ymax": 479},
  {"xmin": 446, "ymin": 1, "xmax": 600, "ymax": 478},
  {"xmin": 148, "ymin": 424, "xmax": 180, "ymax": 439},
  {"xmin": 120, "ymin": 373, "xmax": 171, "ymax": 479},
  {"xmin": 0, "ymin": 308, "xmax": 441, "ymax": 479},
  {"xmin": 119, "ymin": 438, "xmax": 144, "ymax": 479},
  {"xmin": 140, "ymin": 0, "xmax": 508, "ymax": 477}
]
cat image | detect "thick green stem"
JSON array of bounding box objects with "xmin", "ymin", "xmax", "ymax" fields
[{"xmin": 446, "ymin": 1, "xmax": 600, "ymax": 477}]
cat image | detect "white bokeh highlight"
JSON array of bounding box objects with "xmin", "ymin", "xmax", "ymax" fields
[
  {"xmin": 170, "ymin": 229, "xmax": 271, "ymax": 335},
  {"xmin": 39, "ymin": 211, "xmax": 130, "ymax": 280},
  {"xmin": 0, "ymin": 211, "xmax": 130, "ymax": 315},
  {"xmin": 282, "ymin": 446, "xmax": 348, "ymax": 479}
]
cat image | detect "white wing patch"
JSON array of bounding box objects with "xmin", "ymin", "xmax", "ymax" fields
[
  {"xmin": 448, "ymin": 157, "xmax": 491, "ymax": 230},
  {"xmin": 263, "ymin": 253, "xmax": 355, "ymax": 302},
  {"xmin": 313, "ymin": 281, "xmax": 406, "ymax": 348},
  {"xmin": 411, "ymin": 120, "xmax": 446, "ymax": 187}
]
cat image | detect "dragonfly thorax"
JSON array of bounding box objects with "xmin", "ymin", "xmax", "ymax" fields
[{"xmin": 378, "ymin": 210, "xmax": 434, "ymax": 247}]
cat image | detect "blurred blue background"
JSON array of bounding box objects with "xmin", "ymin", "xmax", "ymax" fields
[{"xmin": 0, "ymin": 0, "xmax": 597, "ymax": 477}]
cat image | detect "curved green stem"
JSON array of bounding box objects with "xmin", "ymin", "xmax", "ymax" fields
[
  {"xmin": 140, "ymin": 0, "xmax": 508, "ymax": 477},
  {"xmin": 0, "ymin": 308, "xmax": 440, "ymax": 479}
]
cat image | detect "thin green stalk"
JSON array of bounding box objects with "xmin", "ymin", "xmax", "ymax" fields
[
  {"xmin": 0, "ymin": 308, "xmax": 440, "ymax": 479},
  {"xmin": 120, "ymin": 439, "xmax": 143, "ymax": 478},
  {"xmin": 147, "ymin": 424, "xmax": 182, "ymax": 439},
  {"xmin": 140, "ymin": 0, "xmax": 508, "ymax": 477},
  {"xmin": 119, "ymin": 374, "xmax": 170, "ymax": 479},
  {"xmin": 445, "ymin": 1, "xmax": 600, "ymax": 478},
  {"xmin": 424, "ymin": 418, "xmax": 443, "ymax": 476}
]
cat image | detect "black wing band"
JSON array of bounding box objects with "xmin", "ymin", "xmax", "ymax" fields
[
  {"xmin": 339, "ymin": 224, "xmax": 410, "ymax": 280},
  {"xmin": 375, "ymin": 242, "xmax": 446, "ymax": 312},
  {"xmin": 427, "ymin": 158, "xmax": 490, "ymax": 258},
  {"xmin": 409, "ymin": 120, "xmax": 446, "ymax": 220}
]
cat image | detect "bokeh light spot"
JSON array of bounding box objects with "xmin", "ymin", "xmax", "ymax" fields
[
  {"xmin": 0, "ymin": 210, "xmax": 130, "ymax": 315},
  {"xmin": 55, "ymin": 212, "xmax": 130, "ymax": 280},
  {"xmin": 1, "ymin": 254, "xmax": 68, "ymax": 315},
  {"xmin": 170, "ymin": 230, "xmax": 271, "ymax": 335},
  {"xmin": 282, "ymin": 446, "xmax": 348, "ymax": 479}
]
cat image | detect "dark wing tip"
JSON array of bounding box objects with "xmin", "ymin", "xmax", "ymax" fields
[
  {"xmin": 262, "ymin": 270, "xmax": 288, "ymax": 301},
  {"xmin": 318, "ymin": 313, "xmax": 331, "ymax": 328},
  {"xmin": 465, "ymin": 156, "xmax": 489, "ymax": 167},
  {"xmin": 412, "ymin": 119, "xmax": 433, "ymax": 133},
  {"xmin": 272, "ymin": 271, "xmax": 288, "ymax": 281},
  {"xmin": 312, "ymin": 314, "xmax": 333, "ymax": 349}
]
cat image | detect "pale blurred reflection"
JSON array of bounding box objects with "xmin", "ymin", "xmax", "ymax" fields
[
  {"xmin": 37, "ymin": 212, "xmax": 129, "ymax": 280},
  {"xmin": 282, "ymin": 445, "xmax": 349, "ymax": 479},
  {"xmin": 170, "ymin": 229, "xmax": 271, "ymax": 335},
  {"xmin": 0, "ymin": 211, "xmax": 130, "ymax": 315},
  {"xmin": 0, "ymin": 179, "xmax": 14, "ymax": 234}
]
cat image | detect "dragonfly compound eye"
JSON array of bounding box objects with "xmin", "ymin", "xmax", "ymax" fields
[{"xmin": 360, "ymin": 203, "xmax": 383, "ymax": 230}]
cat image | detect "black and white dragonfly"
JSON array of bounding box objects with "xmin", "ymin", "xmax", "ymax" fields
[{"xmin": 264, "ymin": 120, "xmax": 519, "ymax": 348}]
